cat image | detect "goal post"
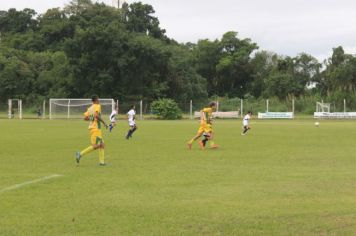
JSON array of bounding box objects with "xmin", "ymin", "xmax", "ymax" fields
[
  {"xmin": 49, "ymin": 98, "xmax": 115, "ymax": 119},
  {"xmin": 8, "ymin": 99, "xmax": 22, "ymax": 119},
  {"xmin": 316, "ymin": 102, "xmax": 330, "ymax": 113},
  {"xmin": 42, "ymin": 100, "xmax": 46, "ymax": 119},
  {"xmin": 314, "ymin": 101, "xmax": 356, "ymax": 119}
]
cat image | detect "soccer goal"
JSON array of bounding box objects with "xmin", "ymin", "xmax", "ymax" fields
[
  {"xmin": 316, "ymin": 102, "xmax": 330, "ymax": 113},
  {"xmin": 49, "ymin": 99, "xmax": 115, "ymax": 119},
  {"xmin": 8, "ymin": 99, "xmax": 22, "ymax": 119},
  {"xmin": 314, "ymin": 101, "xmax": 356, "ymax": 119}
]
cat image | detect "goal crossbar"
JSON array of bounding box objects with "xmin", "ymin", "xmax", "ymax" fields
[
  {"xmin": 8, "ymin": 99, "xmax": 22, "ymax": 119},
  {"xmin": 49, "ymin": 98, "xmax": 115, "ymax": 119}
]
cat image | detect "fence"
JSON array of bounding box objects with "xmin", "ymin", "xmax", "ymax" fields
[{"xmin": 2, "ymin": 97, "xmax": 356, "ymax": 119}]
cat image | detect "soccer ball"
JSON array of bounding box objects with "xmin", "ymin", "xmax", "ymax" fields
[{"xmin": 315, "ymin": 122, "xmax": 319, "ymax": 127}]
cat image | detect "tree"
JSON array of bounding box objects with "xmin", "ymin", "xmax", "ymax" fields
[
  {"xmin": 322, "ymin": 46, "xmax": 356, "ymax": 95},
  {"xmin": 193, "ymin": 32, "xmax": 258, "ymax": 98},
  {"xmin": 38, "ymin": 8, "xmax": 74, "ymax": 50},
  {"xmin": 150, "ymin": 98, "xmax": 182, "ymax": 119},
  {"xmin": 215, "ymin": 31, "xmax": 258, "ymax": 97},
  {"xmin": 293, "ymin": 53, "xmax": 321, "ymax": 95},
  {"xmin": 64, "ymin": 0, "xmax": 93, "ymax": 16},
  {"xmin": 194, "ymin": 39, "xmax": 221, "ymax": 96},
  {"xmin": 119, "ymin": 35, "xmax": 171, "ymax": 100},
  {"xmin": 0, "ymin": 48, "xmax": 34, "ymax": 100},
  {"xmin": 250, "ymin": 51, "xmax": 278, "ymax": 98},
  {"xmin": 0, "ymin": 8, "xmax": 37, "ymax": 33},
  {"xmin": 123, "ymin": 2, "xmax": 166, "ymax": 39},
  {"xmin": 166, "ymin": 44, "xmax": 208, "ymax": 103}
]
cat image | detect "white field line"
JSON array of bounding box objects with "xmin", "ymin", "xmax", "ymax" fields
[{"xmin": 0, "ymin": 174, "xmax": 63, "ymax": 194}]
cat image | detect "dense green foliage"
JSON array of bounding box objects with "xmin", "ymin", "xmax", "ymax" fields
[
  {"xmin": 2, "ymin": 119, "xmax": 356, "ymax": 235},
  {"xmin": 1, "ymin": 0, "xmax": 356, "ymax": 106},
  {"xmin": 150, "ymin": 98, "xmax": 182, "ymax": 119}
]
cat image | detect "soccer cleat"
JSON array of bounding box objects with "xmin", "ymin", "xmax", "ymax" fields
[
  {"xmin": 210, "ymin": 144, "xmax": 219, "ymax": 149},
  {"xmin": 109, "ymin": 124, "xmax": 113, "ymax": 132},
  {"xmin": 198, "ymin": 141, "xmax": 205, "ymax": 150},
  {"xmin": 187, "ymin": 142, "xmax": 192, "ymax": 150},
  {"xmin": 75, "ymin": 152, "xmax": 81, "ymax": 164},
  {"xmin": 99, "ymin": 163, "xmax": 107, "ymax": 166}
]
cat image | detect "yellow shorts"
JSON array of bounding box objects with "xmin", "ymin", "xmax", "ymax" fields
[
  {"xmin": 90, "ymin": 129, "xmax": 103, "ymax": 145},
  {"xmin": 197, "ymin": 124, "xmax": 212, "ymax": 135}
]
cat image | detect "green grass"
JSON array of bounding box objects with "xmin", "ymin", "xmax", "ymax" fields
[{"xmin": 1, "ymin": 119, "xmax": 356, "ymax": 235}]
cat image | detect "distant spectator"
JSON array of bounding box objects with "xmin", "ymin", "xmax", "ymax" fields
[{"xmin": 37, "ymin": 108, "xmax": 42, "ymax": 118}]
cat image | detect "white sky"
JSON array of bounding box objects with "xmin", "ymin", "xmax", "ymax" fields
[{"xmin": 1, "ymin": 0, "xmax": 356, "ymax": 61}]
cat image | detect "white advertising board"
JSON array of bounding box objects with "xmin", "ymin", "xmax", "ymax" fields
[{"xmin": 258, "ymin": 112, "xmax": 294, "ymax": 119}]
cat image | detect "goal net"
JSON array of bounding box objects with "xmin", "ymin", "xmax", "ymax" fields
[
  {"xmin": 49, "ymin": 99, "xmax": 115, "ymax": 119},
  {"xmin": 8, "ymin": 99, "xmax": 22, "ymax": 119},
  {"xmin": 316, "ymin": 102, "xmax": 330, "ymax": 113},
  {"xmin": 314, "ymin": 101, "xmax": 356, "ymax": 119}
]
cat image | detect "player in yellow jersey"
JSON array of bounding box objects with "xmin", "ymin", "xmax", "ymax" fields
[
  {"xmin": 76, "ymin": 95, "xmax": 109, "ymax": 166},
  {"xmin": 187, "ymin": 102, "xmax": 219, "ymax": 150}
]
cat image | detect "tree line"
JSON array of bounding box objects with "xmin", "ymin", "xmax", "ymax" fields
[{"xmin": 1, "ymin": 0, "xmax": 356, "ymax": 107}]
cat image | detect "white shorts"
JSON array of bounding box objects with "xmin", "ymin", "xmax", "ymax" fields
[
  {"xmin": 129, "ymin": 121, "xmax": 136, "ymax": 127},
  {"xmin": 243, "ymin": 120, "xmax": 249, "ymax": 127}
]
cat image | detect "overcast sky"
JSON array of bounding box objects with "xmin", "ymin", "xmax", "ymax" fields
[{"xmin": 1, "ymin": 0, "xmax": 356, "ymax": 61}]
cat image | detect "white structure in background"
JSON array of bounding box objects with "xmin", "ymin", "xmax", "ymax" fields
[
  {"xmin": 257, "ymin": 99, "xmax": 295, "ymax": 119},
  {"xmin": 314, "ymin": 100, "xmax": 356, "ymax": 119},
  {"xmin": 194, "ymin": 111, "xmax": 239, "ymax": 119},
  {"xmin": 8, "ymin": 99, "xmax": 22, "ymax": 119},
  {"xmin": 49, "ymin": 99, "xmax": 115, "ymax": 119},
  {"xmin": 316, "ymin": 102, "xmax": 330, "ymax": 113},
  {"xmin": 190, "ymin": 99, "xmax": 296, "ymax": 119},
  {"xmin": 258, "ymin": 112, "xmax": 294, "ymax": 119},
  {"xmin": 193, "ymin": 101, "xmax": 240, "ymax": 119},
  {"xmin": 306, "ymin": 81, "xmax": 318, "ymax": 89}
]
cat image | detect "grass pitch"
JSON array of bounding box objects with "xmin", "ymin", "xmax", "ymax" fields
[{"xmin": 1, "ymin": 119, "xmax": 356, "ymax": 235}]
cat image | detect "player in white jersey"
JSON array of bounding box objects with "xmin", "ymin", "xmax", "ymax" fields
[
  {"xmin": 108, "ymin": 106, "xmax": 118, "ymax": 132},
  {"xmin": 126, "ymin": 105, "xmax": 138, "ymax": 139},
  {"xmin": 242, "ymin": 111, "xmax": 252, "ymax": 135}
]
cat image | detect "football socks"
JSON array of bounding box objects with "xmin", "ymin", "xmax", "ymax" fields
[
  {"xmin": 99, "ymin": 148, "xmax": 105, "ymax": 164},
  {"xmin": 80, "ymin": 146, "xmax": 94, "ymax": 156}
]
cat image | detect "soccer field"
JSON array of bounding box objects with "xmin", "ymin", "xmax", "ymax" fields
[{"xmin": 1, "ymin": 119, "xmax": 356, "ymax": 235}]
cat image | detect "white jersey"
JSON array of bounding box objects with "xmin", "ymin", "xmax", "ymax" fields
[
  {"xmin": 127, "ymin": 109, "xmax": 136, "ymax": 126},
  {"xmin": 243, "ymin": 114, "xmax": 251, "ymax": 126},
  {"xmin": 110, "ymin": 110, "xmax": 117, "ymax": 123}
]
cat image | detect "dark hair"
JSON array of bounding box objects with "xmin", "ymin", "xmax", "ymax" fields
[
  {"xmin": 209, "ymin": 102, "xmax": 216, "ymax": 107},
  {"xmin": 130, "ymin": 105, "xmax": 135, "ymax": 109},
  {"xmin": 247, "ymin": 111, "xmax": 252, "ymax": 114},
  {"xmin": 91, "ymin": 95, "xmax": 99, "ymax": 102}
]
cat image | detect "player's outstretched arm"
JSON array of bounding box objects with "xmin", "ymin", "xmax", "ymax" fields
[
  {"xmin": 200, "ymin": 110, "xmax": 206, "ymax": 122},
  {"xmin": 95, "ymin": 112, "xmax": 108, "ymax": 129},
  {"xmin": 83, "ymin": 111, "xmax": 90, "ymax": 121}
]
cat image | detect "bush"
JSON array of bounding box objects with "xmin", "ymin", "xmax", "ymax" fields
[{"xmin": 151, "ymin": 99, "xmax": 182, "ymax": 120}]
